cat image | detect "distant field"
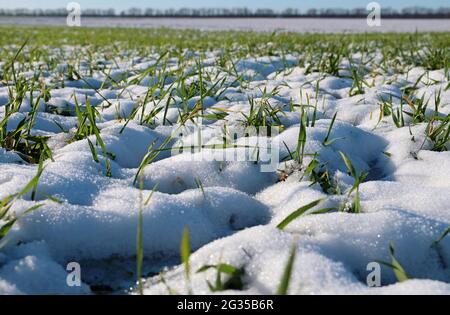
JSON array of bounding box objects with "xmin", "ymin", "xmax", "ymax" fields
[
  {"xmin": 0, "ymin": 26, "xmax": 449, "ymax": 295},
  {"xmin": 1, "ymin": 25, "xmax": 450, "ymax": 51},
  {"xmin": 1, "ymin": 16, "xmax": 450, "ymax": 33}
]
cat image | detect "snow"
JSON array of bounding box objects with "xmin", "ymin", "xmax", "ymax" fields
[
  {"xmin": 0, "ymin": 43, "xmax": 449, "ymax": 295},
  {"xmin": 140, "ymin": 153, "xmax": 278, "ymax": 194},
  {"xmin": 9, "ymin": 187, "xmax": 270, "ymax": 262},
  {"xmin": 3, "ymin": 17, "xmax": 450, "ymax": 33},
  {"xmin": 274, "ymin": 120, "xmax": 388, "ymax": 175},
  {"xmin": 144, "ymin": 226, "xmax": 450, "ymax": 295},
  {"xmin": 0, "ymin": 241, "xmax": 90, "ymax": 295},
  {"xmin": 0, "ymin": 148, "xmax": 23, "ymax": 164},
  {"xmin": 57, "ymin": 121, "xmax": 172, "ymax": 168}
]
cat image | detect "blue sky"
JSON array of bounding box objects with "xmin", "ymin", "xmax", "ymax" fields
[{"xmin": 1, "ymin": 0, "xmax": 448, "ymax": 10}]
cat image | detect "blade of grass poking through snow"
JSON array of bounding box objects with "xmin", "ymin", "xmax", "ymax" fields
[
  {"xmin": 7, "ymin": 156, "xmax": 47, "ymax": 205},
  {"xmin": 197, "ymin": 263, "xmax": 245, "ymax": 292},
  {"xmin": 71, "ymin": 69, "xmax": 112, "ymax": 107},
  {"xmin": 195, "ymin": 177, "xmax": 206, "ymax": 198},
  {"xmin": 322, "ymin": 112, "xmax": 339, "ymax": 145},
  {"xmin": 159, "ymin": 272, "xmax": 177, "ymax": 295},
  {"xmin": 133, "ymin": 104, "xmax": 203, "ymax": 185},
  {"xmin": 276, "ymin": 243, "xmax": 297, "ymax": 295},
  {"xmin": 277, "ymin": 198, "xmax": 331, "ymax": 230},
  {"xmin": 338, "ymin": 151, "xmax": 367, "ymax": 213},
  {"xmin": 85, "ymin": 97, "xmax": 112, "ymax": 177},
  {"xmin": 180, "ymin": 227, "xmax": 192, "ymax": 294},
  {"xmin": 9, "ymin": 38, "xmax": 29, "ymax": 84},
  {"xmin": 144, "ymin": 183, "xmax": 159, "ymax": 207},
  {"xmin": 377, "ymin": 241, "xmax": 409, "ymax": 283},
  {"xmin": 433, "ymin": 227, "xmax": 450, "ymax": 245},
  {"xmin": 0, "ymin": 162, "xmax": 46, "ymax": 244},
  {"xmin": 339, "ymin": 151, "xmax": 356, "ymax": 178},
  {"xmin": 136, "ymin": 179, "xmax": 158, "ymax": 295},
  {"xmin": 293, "ymin": 107, "xmax": 307, "ymax": 164},
  {"xmin": 181, "ymin": 227, "xmax": 191, "ymax": 277},
  {"xmin": 31, "ymin": 156, "xmax": 44, "ymax": 201},
  {"xmin": 196, "ymin": 59, "xmax": 204, "ymax": 110},
  {"xmin": 0, "ymin": 204, "xmax": 44, "ymax": 243},
  {"xmin": 388, "ymin": 241, "xmax": 409, "ymax": 282},
  {"xmin": 426, "ymin": 116, "xmax": 450, "ymax": 152},
  {"xmin": 351, "ymin": 189, "xmax": 362, "ymax": 214},
  {"xmin": 136, "ymin": 175, "xmax": 144, "ymax": 295},
  {"xmin": 133, "ymin": 138, "xmax": 161, "ymax": 185},
  {"xmin": 432, "ymin": 226, "xmax": 450, "ymax": 269},
  {"xmin": 86, "ymin": 138, "xmax": 99, "ymax": 163},
  {"xmin": 43, "ymin": 194, "xmax": 63, "ymax": 204}
]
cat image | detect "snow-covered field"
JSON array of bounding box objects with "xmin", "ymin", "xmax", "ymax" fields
[
  {"xmin": 2, "ymin": 17, "xmax": 450, "ymax": 33},
  {"xmin": 0, "ymin": 28, "xmax": 449, "ymax": 295}
]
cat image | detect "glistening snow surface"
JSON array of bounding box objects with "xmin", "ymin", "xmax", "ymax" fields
[{"xmin": 0, "ymin": 39, "xmax": 449, "ymax": 295}]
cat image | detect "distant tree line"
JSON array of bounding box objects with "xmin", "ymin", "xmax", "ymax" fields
[{"xmin": 1, "ymin": 7, "xmax": 450, "ymax": 18}]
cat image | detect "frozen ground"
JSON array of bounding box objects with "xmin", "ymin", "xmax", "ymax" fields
[
  {"xmin": 0, "ymin": 30, "xmax": 449, "ymax": 295},
  {"xmin": 1, "ymin": 17, "xmax": 450, "ymax": 33}
]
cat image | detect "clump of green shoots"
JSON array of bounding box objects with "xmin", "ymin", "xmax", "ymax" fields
[
  {"xmin": 0, "ymin": 158, "xmax": 45, "ymax": 246},
  {"xmin": 418, "ymin": 47, "xmax": 449, "ymax": 71},
  {"xmin": 425, "ymin": 116, "xmax": 450, "ymax": 152},
  {"xmin": 402, "ymin": 93, "xmax": 431, "ymax": 124},
  {"xmin": 348, "ymin": 67, "xmax": 369, "ymax": 96},
  {"xmin": 339, "ymin": 151, "xmax": 367, "ymax": 214},
  {"xmin": 197, "ymin": 262, "xmax": 245, "ymax": 292},
  {"xmin": 376, "ymin": 95, "xmax": 406, "ymax": 129},
  {"xmin": 377, "ymin": 241, "xmax": 409, "ymax": 283},
  {"xmin": 241, "ymin": 86, "xmax": 283, "ymax": 129},
  {"xmin": 72, "ymin": 95, "xmax": 112, "ymax": 177},
  {"xmin": 0, "ymin": 114, "xmax": 53, "ymax": 163},
  {"xmin": 302, "ymin": 156, "xmax": 337, "ymax": 194},
  {"xmin": 0, "ymin": 46, "xmax": 53, "ymax": 164}
]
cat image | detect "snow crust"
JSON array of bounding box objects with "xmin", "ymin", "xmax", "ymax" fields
[{"xmin": 0, "ymin": 47, "xmax": 449, "ymax": 295}]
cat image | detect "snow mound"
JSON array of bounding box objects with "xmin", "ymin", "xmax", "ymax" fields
[
  {"xmin": 144, "ymin": 225, "xmax": 450, "ymax": 295},
  {"xmin": 9, "ymin": 187, "xmax": 270, "ymax": 261}
]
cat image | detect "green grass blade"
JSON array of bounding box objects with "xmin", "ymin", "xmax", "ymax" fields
[
  {"xmin": 181, "ymin": 227, "xmax": 191, "ymax": 280},
  {"xmin": 277, "ymin": 198, "xmax": 325, "ymax": 230},
  {"xmin": 339, "ymin": 151, "xmax": 356, "ymax": 178},
  {"xmin": 276, "ymin": 244, "xmax": 297, "ymax": 295},
  {"xmin": 434, "ymin": 227, "xmax": 450, "ymax": 245}
]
